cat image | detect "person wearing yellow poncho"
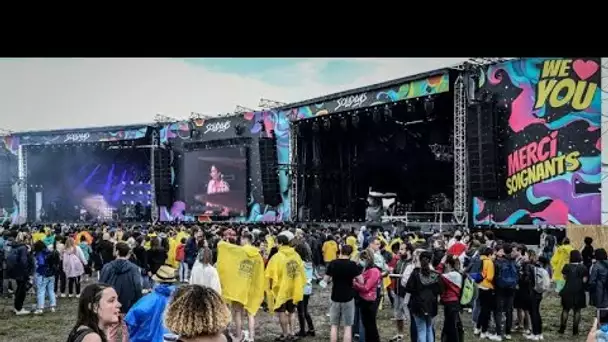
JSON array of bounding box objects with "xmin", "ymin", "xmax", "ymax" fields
[
  {"xmin": 175, "ymin": 227, "xmax": 190, "ymax": 246},
  {"xmin": 322, "ymin": 237, "xmax": 339, "ymax": 263},
  {"xmin": 166, "ymin": 234, "xmax": 179, "ymax": 268},
  {"xmin": 551, "ymin": 237, "xmax": 574, "ymax": 292},
  {"xmin": 346, "ymin": 234, "xmax": 358, "ymax": 257},
  {"xmin": 32, "ymin": 229, "xmax": 46, "ymax": 243},
  {"xmin": 265, "ymin": 235, "xmax": 306, "ymax": 338},
  {"xmin": 217, "ymin": 234, "xmax": 265, "ymax": 342}
]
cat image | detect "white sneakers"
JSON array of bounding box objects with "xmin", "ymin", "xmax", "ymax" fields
[{"xmin": 14, "ymin": 308, "xmax": 31, "ymax": 316}]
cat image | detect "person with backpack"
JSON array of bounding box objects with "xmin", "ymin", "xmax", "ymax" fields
[
  {"xmin": 404, "ymin": 250, "xmax": 443, "ymax": 342},
  {"xmin": 524, "ymin": 249, "xmax": 550, "ymax": 341},
  {"xmin": 33, "ymin": 240, "xmax": 60, "ymax": 314},
  {"xmin": 6, "ymin": 231, "xmax": 34, "ymax": 315},
  {"xmin": 589, "ymin": 248, "xmax": 608, "ymax": 309},
  {"xmin": 437, "ymin": 254, "xmax": 464, "ymax": 342},
  {"xmin": 494, "ymin": 243, "xmax": 519, "ymax": 340}
]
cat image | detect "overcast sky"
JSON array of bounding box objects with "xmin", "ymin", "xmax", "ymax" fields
[{"xmin": 0, "ymin": 58, "xmax": 469, "ymax": 132}]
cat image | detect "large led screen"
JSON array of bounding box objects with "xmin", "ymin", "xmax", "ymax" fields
[
  {"xmin": 26, "ymin": 145, "xmax": 152, "ymax": 221},
  {"xmin": 183, "ymin": 147, "xmax": 247, "ymax": 216}
]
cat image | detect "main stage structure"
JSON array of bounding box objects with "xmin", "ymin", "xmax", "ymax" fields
[{"xmin": 0, "ymin": 57, "xmax": 603, "ymax": 229}]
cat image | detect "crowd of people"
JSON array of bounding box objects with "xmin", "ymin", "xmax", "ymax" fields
[{"xmin": 0, "ymin": 222, "xmax": 607, "ymax": 342}]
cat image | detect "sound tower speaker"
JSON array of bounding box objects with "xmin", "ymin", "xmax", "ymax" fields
[
  {"xmin": 258, "ymin": 137, "xmax": 282, "ymax": 206},
  {"xmin": 467, "ymin": 99, "xmax": 507, "ymax": 200},
  {"xmin": 0, "ymin": 182, "xmax": 12, "ymax": 208},
  {"xmin": 154, "ymin": 148, "xmax": 173, "ymax": 207}
]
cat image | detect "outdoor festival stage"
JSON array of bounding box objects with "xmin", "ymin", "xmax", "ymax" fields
[{"xmin": 0, "ymin": 57, "xmax": 603, "ymax": 229}]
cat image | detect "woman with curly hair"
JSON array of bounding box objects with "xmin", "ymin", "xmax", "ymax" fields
[{"xmin": 165, "ymin": 284, "xmax": 232, "ymax": 342}]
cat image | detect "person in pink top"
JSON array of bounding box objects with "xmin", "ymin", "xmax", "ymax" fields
[{"xmin": 353, "ymin": 249, "xmax": 383, "ymax": 342}]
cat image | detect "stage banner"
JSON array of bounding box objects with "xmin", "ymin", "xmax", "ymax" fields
[
  {"xmin": 473, "ymin": 58, "xmax": 602, "ymax": 226},
  {"xmin": 2, "ymin": 126, "xmax": 149, "ymax": 153},
  {"xmin": 285, "ymin": 72, "xmax": 450, "ymax": 120}
]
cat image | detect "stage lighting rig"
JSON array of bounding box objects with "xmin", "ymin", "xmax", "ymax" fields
[
  {"xmin": 190, "ymin": 111, "xmax": 214, "ymax": 120},
  {"xmin": 259, "ymin": 98, "xmax": 287, "ymax": 109},
  {"xmin": 154, "ymin": 114, "xmax": 177, "ymax": 123},
  {"xmin": 234, "ymin": 105, "xmax": 255, "ymax": 114}
]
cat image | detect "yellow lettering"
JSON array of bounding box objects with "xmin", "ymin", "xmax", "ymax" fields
[
  {"xmin": 506, "ymin": 178, "xmax": 513, "ymax": 196},
  {"xmin": 571, "ymin": 81, "xmax": 597, "ymax": 111},
  {"xmin": 565, "ymin": 151, "xmax": 581, "ymax": 172},
  {"xmin": 543, "ymin": 159, "xmax": 556, "ymax": 178},
  {"xmin": 555, "ymin": 155, "xmax": 565, "ymax": 173},
  {"xmin": 535, "ymin": 79, "xmax": 557, "ymax": 109},
  {"xmin": 541, "ymin": 60, "xmax": 563, "ymax": 78},
  {"xmin": 548, "ymin": 79, "xmax": 576, "ymax": 108},
  {"xmin": 558, "ymin": 60, "xmax": 572, "ymax": 77},
  {"xmin": 535, "ymin": 162, "xmax": 545, "ymax": 181}
]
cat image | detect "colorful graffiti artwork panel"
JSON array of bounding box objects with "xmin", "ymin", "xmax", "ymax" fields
[{"xmin": 473, "ymin": 58, "xmax": 602, "ymax": 226}]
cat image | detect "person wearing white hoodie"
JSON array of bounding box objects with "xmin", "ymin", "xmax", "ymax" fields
[{"xmin": 189, "ymin": 247, "xmax": 221, "ymax": 294}]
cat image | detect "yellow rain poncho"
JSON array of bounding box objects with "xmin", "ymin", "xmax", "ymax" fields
[
  {"xmin": 346, "ymin": 236, "xmax": 358, "ymax": 257},
  {"xmin": 551, "ymin": 243, "xmax": 574, "ymax": 281},
  {"xmin": 217, "ymin": 241, "xmax": 265, "ymax": 315},
  {"xmin": 32, "ymin": 231, "xmax": 46, "ymax": 243},
  {"xmin": 265, "ymin": 245, "xmax": 306, "ymax": 312},
  {"xmin": 166, "ymin": 238, "xmax": 178, "ymax": 268}
]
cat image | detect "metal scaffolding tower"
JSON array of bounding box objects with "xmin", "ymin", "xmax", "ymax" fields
[
  {"xmin": 453, "ymin": 74, "xmax": 468, "ymax": 227},
  {"xmin": 18, "ymin": 145, "xmax": 27, "ymax": 224}
]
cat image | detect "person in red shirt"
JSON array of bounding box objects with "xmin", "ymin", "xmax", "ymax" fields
[
  {"xmin": 437, "ymin": 254, "xmax": 464, "ymax": 342},
  {"xmin": 175, "ymin": 238, "xmax": 187, "ymax": 282},
  {"xmin": 447, "ymin": 234, "xmax": 467, "ymax": 259}
]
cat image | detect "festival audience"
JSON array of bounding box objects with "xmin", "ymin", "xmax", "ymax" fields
[{"xmin": 0, "ymin": 221, "xmax": 605, "ymax": 342}]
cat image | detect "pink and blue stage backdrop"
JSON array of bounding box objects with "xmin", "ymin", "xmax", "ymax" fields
[
  {"xmin": 473, "ymin": 58, "xmax": 602, "ymax": 226},
  {"xmin": 159, "ymin": 110, "xmax": 291, "ymax": 223}
]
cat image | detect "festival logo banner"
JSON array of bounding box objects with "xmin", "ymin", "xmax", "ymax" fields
[{"xmin": 473, "ymin": 58, "xmax": 601, "ymax": 226}]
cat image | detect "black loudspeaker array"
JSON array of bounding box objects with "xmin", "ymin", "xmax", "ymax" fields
[
  {"xmin": 154, "ymin": 148, "xmax": 173, "ymax": 207},
  {"xmin": 0, "ymin": 154, "xmax": 13, "ymax": 208},
  {"xmin": 467, "ymin": 99, "xmax": 507, "ymax": 200},
  {"xmin": 258, "ymin": 137, "xmax": 282, "ymax": 206}
]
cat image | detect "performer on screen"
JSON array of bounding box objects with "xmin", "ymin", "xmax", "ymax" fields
[{"xmin": 207, "ymin": 165, "xmax": 230, "ymax": 194}]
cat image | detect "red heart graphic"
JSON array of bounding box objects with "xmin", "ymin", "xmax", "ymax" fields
[{"xmin": 572, "ymin": 59, "xmax": 598, "ymax": 80}]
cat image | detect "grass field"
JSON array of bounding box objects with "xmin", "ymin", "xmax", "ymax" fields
[{"xmin": 0, "ymin": 283, "xmax": 594, "ymax": 342}]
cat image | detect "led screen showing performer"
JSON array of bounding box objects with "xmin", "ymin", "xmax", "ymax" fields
[{"xmin": 183, "ymin": 147, "xmax": 247, "ymax": 216}]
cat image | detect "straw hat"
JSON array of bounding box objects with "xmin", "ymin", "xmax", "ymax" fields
[{"xmin": 152, "ymin": 265, "xmax": 177, "ymax": 283}]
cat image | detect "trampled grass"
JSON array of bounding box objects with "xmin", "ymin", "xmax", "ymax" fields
[{"xmin": 0, "ymin": 283, "xmax": 593, "ymax": 342}]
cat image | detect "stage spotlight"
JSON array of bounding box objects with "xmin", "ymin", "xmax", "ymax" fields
[
  {"xmin": 130, "ymin": 191, "xmax": 134, "ymax": 195},
  {"xmin": 147, "ymin": 201, "xmax": 151, "ymax": 205},
  {"xmin": 130, "ymin": 181, "xmax": 134, "ymax": 185},
  {"xmin": 383, "ymin": 105, "xmax": 392, "ymax": 118},
  {"xmin": 424, "ymin": 97, "xmax": 434, "ymax": 114},
  {"xmin": 122, "ymin": 191, "xmax": 126, "ymax": 195},
  {"xmin": 340, "ymin": 116, "xmax": 349, "ymax": 130},
  {"xmin": 372, "ymin": 107, "xmax": 382, "ymax": 123},
  {"xmin": 139, "ymin": 181, "xmax": 143, "ymax": 185},
  {"xmin": 352, "ymin": 115, "xmax": 360, "ymax": 128},
  {"xmin": 130, "ymin": 201, "xmax": 135, "ymax": 205},
  {"xmin": 147, "ymin": 191, "xmax": 151, "ymax": 195},
  {"xmin": 139, "ymin": 191, "xmax": 143, "ymax": 195}
]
